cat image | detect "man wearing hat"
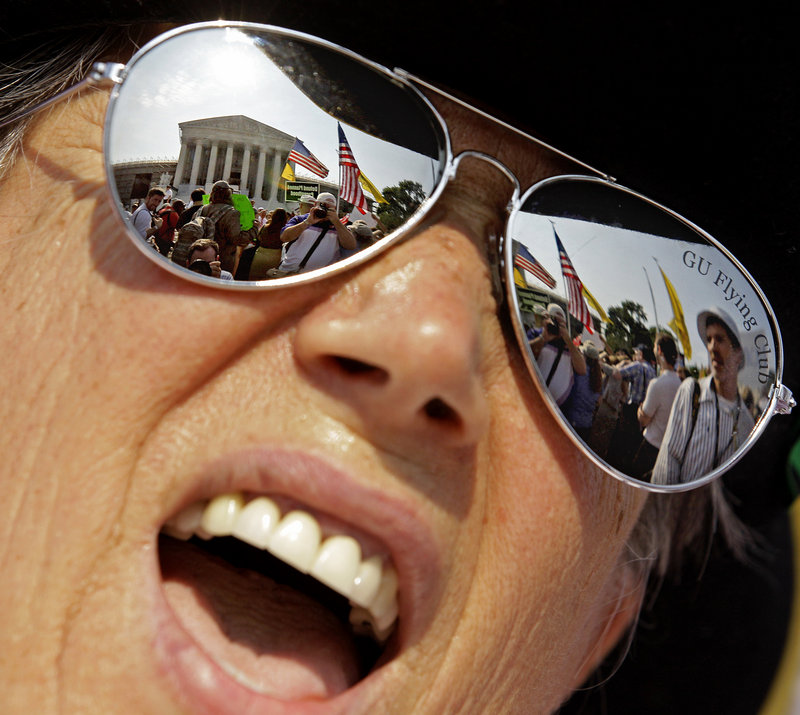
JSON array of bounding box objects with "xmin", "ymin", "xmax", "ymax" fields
[
  {"xmin": 296, "ymin": 194, "xmax": 316, "ymax": 217},
  {"xmin": 530, "ymin": 303, "xmax": 587, "ymax": 406},
  {"xmin": 652, "ymin": 307, "xmax": 756, "ymax": 485},
  {"xmin": 191, "ymin": 180, "xmax": 256, "ymax": 274},
  {"xmin": 274, "ymin": 192, "xmax": 356, "ymax": 274}
]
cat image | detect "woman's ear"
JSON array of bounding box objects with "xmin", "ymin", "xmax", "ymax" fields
[{"xmin": 571, "ymin": 565, "xmax": 646, "ymax": 689}]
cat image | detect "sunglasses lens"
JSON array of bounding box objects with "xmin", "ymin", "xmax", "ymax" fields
[
  {"xmin": 105, "ymin": 24, "xmax": 447, "ymax": 284},
  {"xmin": 506, "ymin": 176, "xmax": 782, "ymax": 490}
]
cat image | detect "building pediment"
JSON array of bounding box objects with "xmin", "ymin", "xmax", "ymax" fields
[{"xmin": 179, "ymin": 115, "xmax": 295, "ymax": 149}]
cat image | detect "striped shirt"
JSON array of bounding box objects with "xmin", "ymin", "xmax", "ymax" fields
[{"xmin": 652, "ymin": 376, "xmax": 755, "ymax": 485}]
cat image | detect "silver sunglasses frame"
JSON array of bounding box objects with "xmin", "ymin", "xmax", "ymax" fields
[
  {"xmin": 6, "ymin": 20, "xmax": 793, "ymax": 493},
  {"xmin": 505, "ymin": 175, "xmax": 794, "ymax": 493}
]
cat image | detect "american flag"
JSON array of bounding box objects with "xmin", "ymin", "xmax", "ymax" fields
[
  {"xmin": 513, "ymin": 242, "xmax": 557, "ymax": 288},
  {"xmin": 553, "ymin": 228, "xmax": 594, "ymax": 333},
  {"xmin": 337, "ymin": 124, "xmax": 368, "ymax": 214},
  {"xmin": 287, "ymin": 138, "xmax": 329, "ymax": 179}
]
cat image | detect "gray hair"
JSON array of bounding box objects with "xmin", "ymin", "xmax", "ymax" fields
[
  {"xmin": 628, "ymin": 481, "xmax": 750, "ymax": 588},
  {"xmin": 0, "ymin": 27, "xmax": 125, "ymax": 178}
]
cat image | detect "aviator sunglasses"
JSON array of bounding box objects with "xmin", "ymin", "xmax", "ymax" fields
[{"xmin": 9, "ymin": 20, "xmax": 794, "ymax": 493}]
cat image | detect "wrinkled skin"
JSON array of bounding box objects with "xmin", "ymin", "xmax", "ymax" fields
[{"xmin": 0, "ymin": 47, "xmax": 648, "ymax": 713}]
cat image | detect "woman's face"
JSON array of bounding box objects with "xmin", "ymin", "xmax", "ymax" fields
[{"xmin": 0, "ymin": 51, "xmax": 647, "ymax": 713}]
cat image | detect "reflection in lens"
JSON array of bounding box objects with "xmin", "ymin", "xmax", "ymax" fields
[
  {"xmin": 105, "ymin": 24, "xmax": 447, "ymax": 284},
  {"xmin": 506, "ymin": 176, "xmax": 781, "ymax": 489}
]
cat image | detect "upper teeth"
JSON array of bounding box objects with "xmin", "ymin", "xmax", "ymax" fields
[{"xmin": 162, "ymin": 493, "xmax": 398, "ymax": 642}]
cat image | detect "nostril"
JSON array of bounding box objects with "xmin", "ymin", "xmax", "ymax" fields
[
  {"xmin": 422, "ymin": 397, "xmax": 461, "ymax": 427},
  {"xmin": 326, "ymin": 355, "xmax": 390, "ymax": 384}
]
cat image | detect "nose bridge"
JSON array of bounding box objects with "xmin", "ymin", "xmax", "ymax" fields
[
  {"xmin": 451, "ymin": 151, "xmax": 521, "ymax": 207},
  {"xmin": 293, "ymin": 232, "xmax": 490, "ymax": 448}
]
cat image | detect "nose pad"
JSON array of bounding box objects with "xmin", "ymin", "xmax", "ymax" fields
[
  {"xmin": 451, "ymin": 150, "xmax": 520, "ymax": 206},
  {"xmin": 293, "ymin": 240, "xmax": 491, "ymax": 449}
]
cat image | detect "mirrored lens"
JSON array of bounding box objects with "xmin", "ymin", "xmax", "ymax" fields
[
  {"xmin": 105, "ymin": 23, "xmax": 448, "ymax": 285},
  {"xmin": 506, "ymin": 176, "xmax": 782, "ymax": 490}
]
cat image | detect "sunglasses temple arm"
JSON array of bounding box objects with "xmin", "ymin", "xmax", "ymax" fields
[{"xmin": 0, "ymin": 61, "xmax": 125, "ymax": 130}]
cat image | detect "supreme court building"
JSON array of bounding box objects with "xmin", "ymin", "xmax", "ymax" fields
[
  {"xmin": 113, "ymin": 114, "xmax": 338, "ymax": 208},
  {"xmin": 175, "ymin": 115, "xmax": 295, "ymax": 203}
]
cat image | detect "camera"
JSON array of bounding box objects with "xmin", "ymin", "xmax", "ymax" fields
[
  {"xmin": 313, "ymin": 206, "xmax": 329, "ymax": 219},
  {"xmin": 545, "ymin": 320, "xmax": 560, "ymax": 336},
  {"xmin": 187, "ymin": 259, "xmax": 213, "ymax": 276}
]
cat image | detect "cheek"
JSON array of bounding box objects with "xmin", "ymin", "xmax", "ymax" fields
[{"xmin": 444, "ymin": 352, "xmax": 644, "ymax": 706}]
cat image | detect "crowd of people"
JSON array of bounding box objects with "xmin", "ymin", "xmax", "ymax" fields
[
  {"xmin": 529, "ymin": 303, "xmax": 760, "ymax": 485},
  {"xmin": 126, "ymin": 183, "xmax": 387, "ymax": 280}
]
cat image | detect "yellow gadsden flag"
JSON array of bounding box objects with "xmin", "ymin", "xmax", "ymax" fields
[
  {"xmin": 581, "ymin": 283, "xmax": 610, "ymax": 323},
  {"xmin": 358, "ymin": 171, "xmax": 388, "ymax": 204},
  {"xmin": 659, "ymin": 266, "xmax": 692, "ymax": 360},
  {"xmin": 281, "ymin": 162, "xmax": 295, "ymax": 182}
]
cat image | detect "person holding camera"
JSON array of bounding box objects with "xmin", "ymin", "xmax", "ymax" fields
[
  {"xmin": 185, "ymin": 238, "xmax": 233, "ymax": 280},
  {"xmin": 530, "ymin": 303, "xmax": 587, "ymax": 406},
  {"xmin": 275, "ymin": 192, "xmax": 357, "ymax": 275}
]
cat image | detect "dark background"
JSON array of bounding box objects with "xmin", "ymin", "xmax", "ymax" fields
[{"xmin": 3, "ymin": 2, "xmax": 798, "ymax": 711}]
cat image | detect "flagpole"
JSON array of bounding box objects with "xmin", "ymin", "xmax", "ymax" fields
[
  {"xmin": 642, "ymin": 265, "xmax": 660, "ymax": 333},
  {"xmin": 336, "ymin": 126, "xmax": 342, "ymax": 215}
]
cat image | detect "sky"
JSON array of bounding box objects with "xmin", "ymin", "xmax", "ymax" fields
[
  {"xmin": 106, "ymin": 25, "xmax": 440, "ymax": 195},
  {"xmin": 510, "ymin": 211, "xmax": 777, "ymax": 395}
]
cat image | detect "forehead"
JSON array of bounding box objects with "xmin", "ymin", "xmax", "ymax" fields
[
  {"xmin": 191, "ymin": 246, "xmax": 216, "ymax": 259},
  {"xmin": 705, "ymin": 321, "xmax": 732, "ymax": 341}
]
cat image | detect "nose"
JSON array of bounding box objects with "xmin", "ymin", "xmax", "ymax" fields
[{"xmin": 293, "ymin": 230, "xmax": 491, "ymax": 450}]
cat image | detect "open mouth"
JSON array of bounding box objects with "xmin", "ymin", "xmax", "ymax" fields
[{"xmin": 159, "ymin": 493, "xmax": 399, "ymax": 701}]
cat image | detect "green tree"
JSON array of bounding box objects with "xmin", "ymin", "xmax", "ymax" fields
[
  {"xmin": 376, "ymin": 180, "xmax": 426, "ymax": 230},
  {"xmin": 604, "ymin": 300, "xmax": 649, "ymax": 354},
  {"xmin": 648, "ymin": 325, "xmax": 675, "ymax": 345}
]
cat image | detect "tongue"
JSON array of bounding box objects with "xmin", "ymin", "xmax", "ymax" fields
[{"xmin": 159, "ymin": 535, "xmax": 361, "ymax": 700}]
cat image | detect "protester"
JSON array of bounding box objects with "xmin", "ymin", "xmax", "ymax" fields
[
  {"xmin": 272, "ymin": 192, "xmax": 356, "ymax": 275},
  {"xmin": 295, "ymin": 194, "xmax": 315, "ymax": 217},
  {"xmin": 192, "ymin": 180, "xmax": 256, "ymax": 274},
  {"xmin": 591, "ymin": 353, "xmax": 629, "ymax": 460},
  {"xmin": 652, "ymin": 308, "xmax": 756, "ymax": 485},
  {"xmin": 530, "ymin": 303, "xmax": 587, "ymax": 406},
  {"xmin": 129, "ymin": 186, "xmax": 164, "ymax": 242},
  {"xmin": 235, "ymin": 208, "xmax": 288, "ymax": 280},
  {"xmin": 176, "ymin": 187, "xmax": 206, "ymax": 228},
  {"xmin": 185, "ymin": 237, "xmax": 233, "ymax": 280},
  {"xmin": 562, "ymin": 340, "xmax": 603, "ymax": 442},
  {"xmin": 153, "ymin": 199, "xmax": 183, "ymax": 257},
  {"xmin": 631, "ymin": 333, "xmax": 682, "ymax": 479},
  {"xmin": 607, "ymin": 343, "xmax": 657, "ymax": 472}
]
